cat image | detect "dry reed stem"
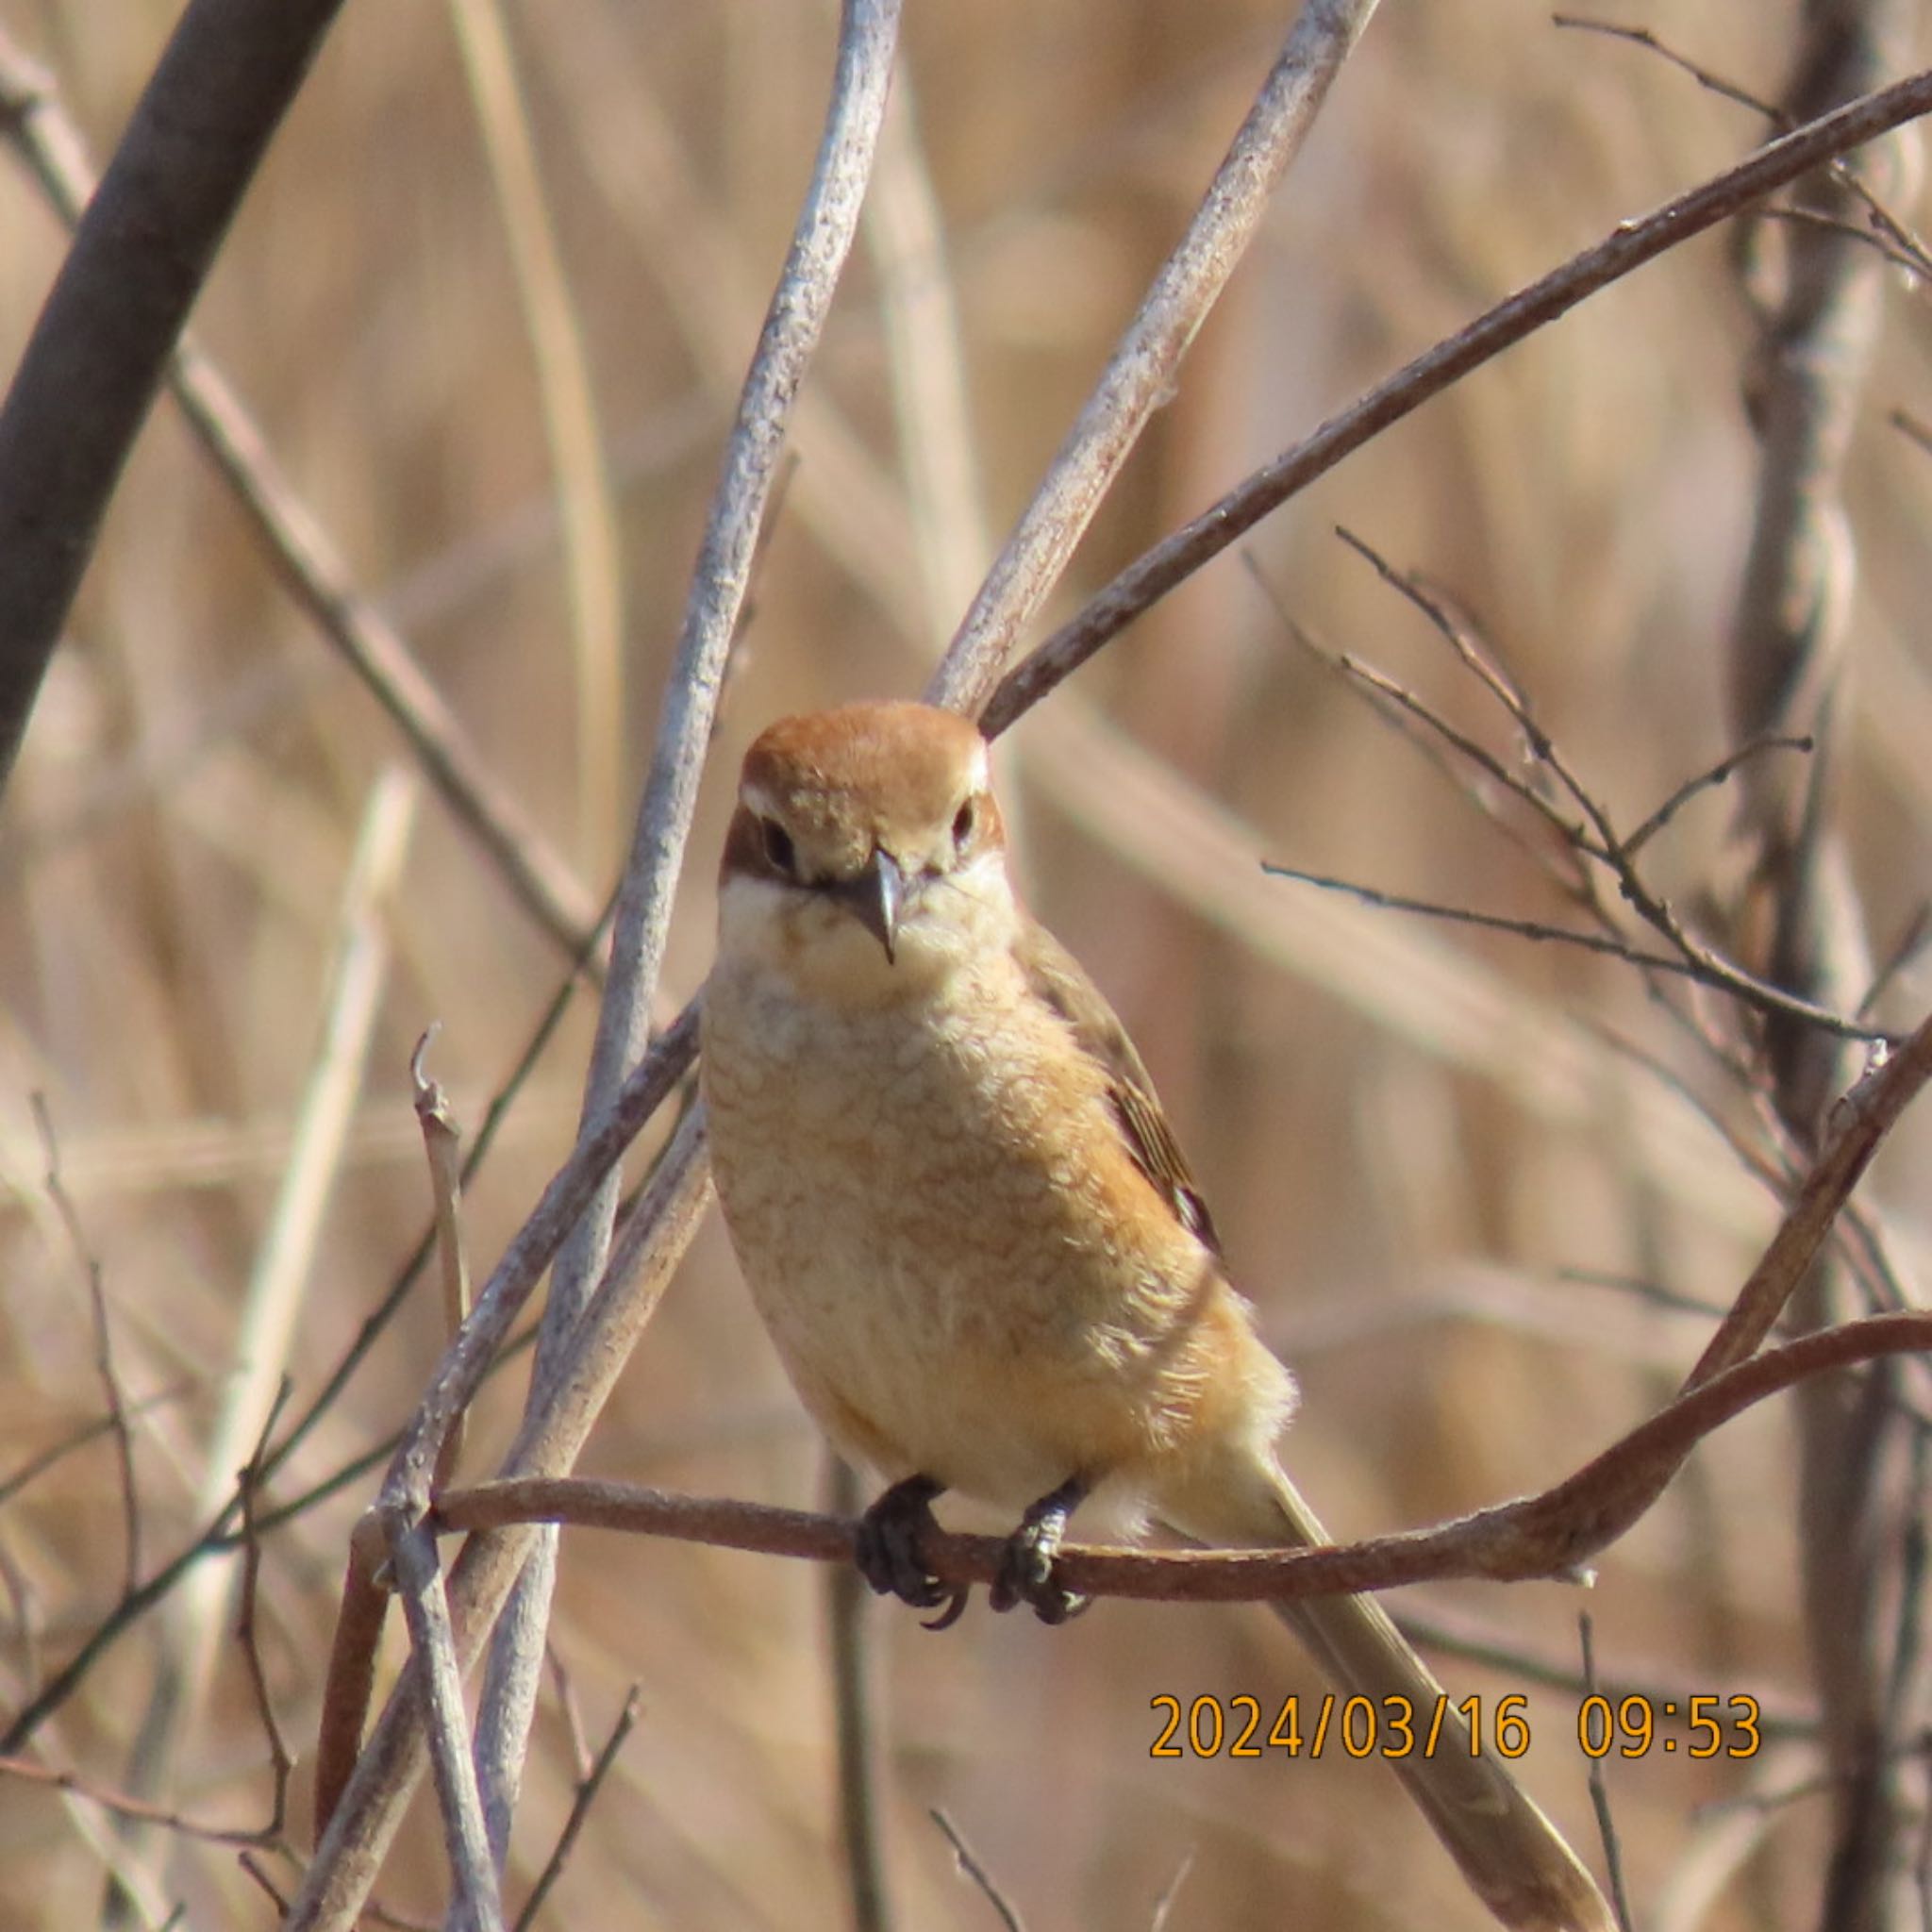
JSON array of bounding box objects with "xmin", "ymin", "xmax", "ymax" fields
[
  {"xmin": 1716, "ymin": 6, "xmax": 1923, "ymax": 1924},
  {"xmin": 865, "ymin": 72, "xmax": 992, "ymax": 648},
  {"xmin": 469, "ymin": 0, "xmax": 905, "ymax": 1870},
  {"xmin": 825, "ymin": 1456, "xmax": 891, "ymax": 1932},
  {"xmin": 446, "ymin": 0, "xmax": 625, "ymax": 878},
  {"xmin": 286, "ymin": 1109, "xmax": 711, "ymax": 1932},
  {"xmin": 97, "ymin": 767, "xmax": 414, "ymax": 1913},
  {"xmin": 380, "ymin": 1515, "xmax": 504, "ymax": 1932}
]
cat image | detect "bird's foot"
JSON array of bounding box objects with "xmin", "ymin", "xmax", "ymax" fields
[
  {"xmin": 855, "ymin": 1475, "xmax": 970, "ymax": 1629},
  {"xmin": 990, "ymin": 1476, "xmax": 1091, "ymax": 1625}
]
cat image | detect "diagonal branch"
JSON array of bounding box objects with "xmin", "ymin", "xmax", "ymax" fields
[
  {"xmin": 982, "ymin": 64, "xmax": 1932, "ymax": 737},
  {"xmin": 927, "ymin": 0, "xmax": 1383, "ymax": 713}
]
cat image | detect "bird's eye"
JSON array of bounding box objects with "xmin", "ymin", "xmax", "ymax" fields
[
  {"xmin": 951, "ymin": 795, "xmax": 977, "ymax": 850},
  {"xmin": 760, "ymin": 818, "xmax": 797, "ymax": 875}
]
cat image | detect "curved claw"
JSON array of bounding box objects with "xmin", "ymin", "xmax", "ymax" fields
[{"xmin": 921, "ymin": 1586, "xmax": 973, "ymax": 1632}]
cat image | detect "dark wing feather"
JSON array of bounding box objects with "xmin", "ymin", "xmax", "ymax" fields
[{"xmin": 1015, "ymin": 918, "xmax": 1223, "ymax": 1256}]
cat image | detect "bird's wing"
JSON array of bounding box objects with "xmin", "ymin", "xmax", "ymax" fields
[{"xmin": 1015, "ymin": 918, "xmax": 1223, "ymax": 1256}]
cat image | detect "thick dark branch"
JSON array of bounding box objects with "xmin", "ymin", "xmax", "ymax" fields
[{"xmin": 0, "ymin": 0, "xmax": 348, "ymax": 794}]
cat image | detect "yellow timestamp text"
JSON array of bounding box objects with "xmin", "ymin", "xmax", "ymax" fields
[
  {"xmin": 1150, "ymin": 1692, "xmax": 1537, "ymax": 1760},
  {"xmin": 1576, "ymin": 1693, "xmax": 1761, "ymax": 1760},
  {"xmin": 1148, "ymin": 1691, "xmax": 1763, "ymax": 1761}
]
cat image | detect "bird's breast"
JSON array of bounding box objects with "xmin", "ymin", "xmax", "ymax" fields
[{"xmin": 699, "ymin": 958, "xmax": 1221, "ymax": 1502}]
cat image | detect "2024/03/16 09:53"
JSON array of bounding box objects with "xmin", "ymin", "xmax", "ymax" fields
[{"xmin": 1150, "ymin": 1691, "xmax": 1763, "ymax": 1760}]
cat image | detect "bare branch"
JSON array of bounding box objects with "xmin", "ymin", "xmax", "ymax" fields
[
  {"xmin": 1576, "ymin": 1614, "xmax": 1636, "ymax": 1932},
  {"xmin": 428, "ymin": 1307, "xmax": 1932, "ymax": 1604},
  {"xmin": 1261, "ymin": 860, "xmax": 1888, "ymax": 1041},
  {"xmin": 509, "ymin": 1686, "xmax": 640, "ymax": 1932},
  {"xmin": 982, "ymin": 65, "xmax": 1932, "ymax": 737},
  {"xmin": 30, "ymin": 1094, "xmax": 142, "ymax": 1597},
  {"xmin": 380, "ymin": 1517, "xmax": 504, "ymax": 1932},
  {"xmin": 929, "ymin": 1809, "xmax": 1027, "ymax": 1932},
  {"xmin": 929, "ymin": 0, "xmax": 1382, "ymax": 711}
]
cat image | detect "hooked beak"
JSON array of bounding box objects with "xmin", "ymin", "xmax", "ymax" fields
[{"xmin": 836, "ymin": 848, "xmax": 905, "ymax": 962}]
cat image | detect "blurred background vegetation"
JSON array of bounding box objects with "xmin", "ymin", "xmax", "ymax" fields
[{"xmin": 2, "ymin": 0, "xmax": 1931, "ymax": 1926}]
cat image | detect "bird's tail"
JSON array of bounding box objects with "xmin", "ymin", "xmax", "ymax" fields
[{"xmin": 1155, "ymin": 1453, "xmax": 1614, "ymax": 1932}]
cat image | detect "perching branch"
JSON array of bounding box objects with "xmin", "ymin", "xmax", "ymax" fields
[{"xmin": 431, "ymin": 1008, "xmax": 1932, "ymax": 1602}]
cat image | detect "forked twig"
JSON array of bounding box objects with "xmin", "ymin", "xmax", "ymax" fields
[{"xmin": 30, "ymin": 1095, "xmax": 142, "ymax": 1598}]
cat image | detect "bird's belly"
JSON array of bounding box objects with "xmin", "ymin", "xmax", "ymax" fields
[{"xmin": 702, "ymin": 982, "xmax": 1193, "ymax": 1507}]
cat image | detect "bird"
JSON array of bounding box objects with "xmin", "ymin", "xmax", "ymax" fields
[{"xmin": 700, "ymin": 699, "xmax": 1611, "ymax": 1932}]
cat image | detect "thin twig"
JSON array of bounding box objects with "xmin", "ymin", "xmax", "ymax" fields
[
  {"xmin": 509, "ymin": 1687, "xmax": 641, "ymax": 1932},
  {"xmin": 0, "ymin": 1754, "xmax": 276, "ymax": 1847},
  {"xmin": 1261, "ymin": 860, "xmax": 1887, "ymax": 1040},
  {"xmin": 928, "ymin": 1810, "xmax": 1026, "ymax": 1932},
  {"xmin": 30, "ymin": 1094, "xmax": 142, "ymax": 1598},
  {"xmin": 1859, "ymin": 901, "xmax": 1932, "ymax": 1019},
  {"xmin": 235, "ymin": 1388, "xmax": 295, "ymax": 1843},
  {"xmin": 1554, "ymin": 13, "xmax": 1932, "ymax": 280},
  {"xmin": 543, "ymin": 1649, "xmax": 593, "ymax": 1783},
  {"xmin": 1250, "ymin": 558, "xmax": 1596, "ymax": 898},
  {"xmin": 1330, "ymin": 528, "xmax": 1877, "ymax": 1043},
  {"xmin": 1624, "ymin": 735, "xmax": 1815, "ymax": 857},
  {"xmin": 412, "ymin": 1032, "xmax": 473, "ymax": 1495},
  {"xmin": 1577, "ymin": 1614, "xmax": 1635, "ymax": 1932},
  {"xmin": 0, "ymin": 1383, "xmax": 191, "ymax": 1515}
]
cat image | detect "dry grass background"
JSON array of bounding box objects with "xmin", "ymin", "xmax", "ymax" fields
[{"xmin": 2, "ymin": 0, "xmax": 1932, "ymax": 1927}]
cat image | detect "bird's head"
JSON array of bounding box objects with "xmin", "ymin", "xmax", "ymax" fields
[{"xmin": 716, "ymin": 701, "xmax": 1017, "ymax": 999}]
